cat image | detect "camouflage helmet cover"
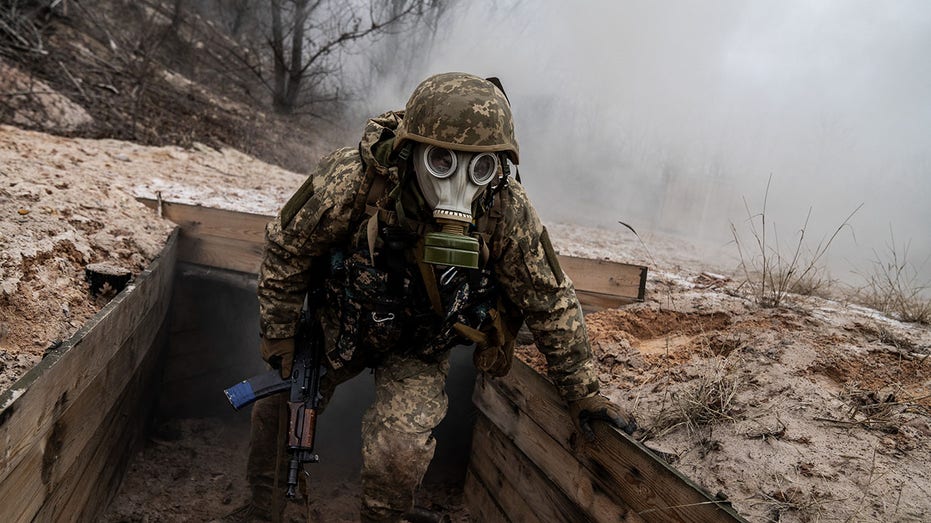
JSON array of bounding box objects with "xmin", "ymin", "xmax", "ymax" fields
[{"xmin": 395, "ymin": 72, "xmax": 519, "ymax": 164}]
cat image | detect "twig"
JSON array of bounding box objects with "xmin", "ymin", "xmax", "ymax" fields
[
  {"xmin": 95, "ymin": 83, "xmax": 120, "ymax": 95},
  {"xmin": 57, "ymin": 60, "xmax": 86, "ymax": 98}
]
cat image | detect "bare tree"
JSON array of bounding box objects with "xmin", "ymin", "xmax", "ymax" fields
[{"xmin": 196, "ymin": 0, "xmax": 447, "ymax": 115}]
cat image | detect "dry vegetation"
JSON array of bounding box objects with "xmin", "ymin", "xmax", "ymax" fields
[
  {"xmin": 730, "ymin": 177, "xmax": 862, "ymax": 308},
  {"xmin": 856, "ymin": 238, "xmax": 931, "ymax": 325}
]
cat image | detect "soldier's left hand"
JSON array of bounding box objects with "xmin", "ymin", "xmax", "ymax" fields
[{"xmin": 569, "ymin": 394, "xmax": 637, "ymax": 442}]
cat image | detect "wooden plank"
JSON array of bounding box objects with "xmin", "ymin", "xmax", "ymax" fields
[
  {"xmin": 0, "ymin": 231, "xmax": 177, "ymax": 522},
  {"xmin": 559, "ymin": 255, "xmax": 647, "ymax": 302},
  {"xmin": 479, "ymin": 360, "xmax": 746, "ymax": 523},
  {"xmin": 468, "ymin": 415, "xmax": 543, "ymax": 523},
  {"xmin": 83, "ymin": 321, "xmax": 169, "ymax": 521},
  {"xmin": 464, "ymin": 467, "xmax": 510, "ymax": 523},
  {"xmin": 576, "ymin": 290, "xmax": 638, "ymax": 313},
  {"xmin": 0, "ymin": 254, "xmax": 163, "ymax": 478},
  {"xmin": 178, "ymin": 232, "xmax": 263, "ymax": 274},
  {"xmin": 0, "ymin": 301, "xmax": 169, "ymax": 523},
  {"xmin": 137, "ymin": 198, "xmax": 266, "ymax": 273},
  {"xmin": 473, "ymin": 379, "xmax": 645, "ymax": 523},
  {"xmin": 137, "ymin": 198, "xmax": 271, "ymax": 244},
  {"xmin": 471, "ymin": 414, "xmax": 597, "ymax": 523},
  {"xmin": 36, "ymin": 300, "xmax": 167, "ymax": 521},
  {"xmin": 0, "ymin": 448, "xmax": 42, "ymax": 522}
]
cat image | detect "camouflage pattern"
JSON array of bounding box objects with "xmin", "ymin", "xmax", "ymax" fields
[
  {"xmin": 245, "ymin": 394, "xmax": 287, "ymax": 522},
  {"xmin": 481, "ymin": 181, "xmax": 599, "ymax": 400},
  {"xmin": 257, "ymin": 112, "xmax": 597, "ymax": 400},
  {"xmin": 253, "ymin": 103, "xmax": 599, "ymax": 519},
  {"xmin": 360, "ymin": 353, "xmax": 450, "ymax": 521},
  {"xmin": 394, "ymin": 73, "xmax": 520, "ymax": 163},
  {"xmin": 257, "ymin": 147, "xmax": 370, "ymax": 340}
]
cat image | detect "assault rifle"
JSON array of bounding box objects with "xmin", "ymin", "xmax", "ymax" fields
[{"xmin": 224, "ymin": 310, "xmax": 323, "ymax": 498}]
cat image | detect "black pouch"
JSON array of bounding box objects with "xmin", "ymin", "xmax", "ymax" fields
[{"xmin": 336, "ymin": 250, "xmax": 407, "ymax": 360}]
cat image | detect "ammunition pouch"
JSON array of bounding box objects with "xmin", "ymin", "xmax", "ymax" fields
[
  {"xmin": 325, "ymin": 249, "xmax": 435, "ymax": 367},
  {"xmin": 324, "ymin": 227, "xmax": 522, "ymax": 374}
]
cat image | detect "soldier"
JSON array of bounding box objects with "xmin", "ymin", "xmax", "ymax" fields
[{"xmin": 241, "ymin": 72, "xmax": 635, "ymax": 522}]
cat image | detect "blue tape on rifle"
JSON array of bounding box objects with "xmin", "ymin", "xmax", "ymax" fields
[{"xmin": 224, "ymin": 381, "xmax": 256, "ymax": 410}]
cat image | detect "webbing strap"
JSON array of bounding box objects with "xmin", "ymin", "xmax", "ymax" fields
[
  {"xmin": 416, "ymin": 243, "xmax": 444, "ymax": 316},
  {"xmin": 453, "ymin": 322, "xmax": 488, "ymax": 345},
  {"xmin": 366, "ymin": 213, "xmax": 379, "ymax": 266}
]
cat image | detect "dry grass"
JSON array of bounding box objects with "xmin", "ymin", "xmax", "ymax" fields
[
  {"xmin": 649, "ymin": 356, "xmax": 743, "ymax": 436},
  {"xmin": 855, "ymin": 236, "xmax": 931, "ymax": 325},
  {"xmin": 731, "ymin": 176, "xmax": 860, "ymax": 308},
  {"xmin": 756, "ymin": 485, "xmax": 835, "ymax": 523}
]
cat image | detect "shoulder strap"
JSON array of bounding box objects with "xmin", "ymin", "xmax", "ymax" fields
[{"xmin": 474, "ymin": 181, "xmax": 509, "ymax": 265}]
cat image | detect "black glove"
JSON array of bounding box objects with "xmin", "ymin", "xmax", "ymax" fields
[{"xmin": 569, "ymin": 394, "xmax": 637, "ymax": 442}]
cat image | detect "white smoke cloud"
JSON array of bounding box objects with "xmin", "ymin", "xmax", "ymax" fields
[{"xmin": 347, "ymin": 0, "xmax": 931, "ymax": 288}]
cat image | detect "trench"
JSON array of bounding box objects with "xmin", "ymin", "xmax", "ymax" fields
[{"xmin": 101, "ymin": 263, "xmax": 477, "ymax": 521}]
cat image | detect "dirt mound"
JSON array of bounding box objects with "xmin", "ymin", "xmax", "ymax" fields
[{"xmin": 519, "ymin": 263, "xmax": 931, "ymax": 522}]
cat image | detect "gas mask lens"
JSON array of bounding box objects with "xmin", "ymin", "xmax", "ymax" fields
[
  {"xmin": 425, "ymin": 145, "xmax": 457, "ymax": 178},
  {"xmin": 422, "ymin": 146, "xmax": 498, "ymax": 186},
  {"xmin": 469, "ymin": 153, "xmax": 499, "ymax": 185}
]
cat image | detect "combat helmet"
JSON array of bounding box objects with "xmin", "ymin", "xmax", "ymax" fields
[{"xmin": 394, "ymin": 72, "xmax": 520, "ymax": 164}]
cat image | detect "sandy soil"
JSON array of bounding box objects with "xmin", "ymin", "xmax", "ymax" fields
[
  {"xmin": 2, "ymin": 123, "xmax": 930, "ymax": 522},
  {"xmin": 100, "ymin": 416, "xmax": 470, "ymax": 523},
  {"xmin": 535, "ymin": 226, "xmax": 931, "ymax": 523},
  {"xmin": 0, "ymin": 124, "xmax": 305, "ymax": 394}
]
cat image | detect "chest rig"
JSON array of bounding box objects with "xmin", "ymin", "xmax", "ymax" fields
[{"xmin": 322, "ymin": 146, "xmax": 515, "ymax": 371}]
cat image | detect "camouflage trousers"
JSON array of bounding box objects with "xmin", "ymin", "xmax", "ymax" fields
[{"xmin": 246, "ymin": 352, "xmax": 450, "ymax": 522}]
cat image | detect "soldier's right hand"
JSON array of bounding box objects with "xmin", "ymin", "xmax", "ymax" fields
[
  {"xmin": 260, "ymin": 337, "xmax": 295, "ymax": 379},
  {"xmin": 569, "ymin": 394, "xmax": 637, "ymax": 442}
]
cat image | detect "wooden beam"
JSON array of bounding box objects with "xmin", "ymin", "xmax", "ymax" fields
[
  {"xmin": 36, "ymin": 321, "xmax": 169, "ymax": 521},
  {"xmin": 560, "ymin": 256, "xmax": 646, "ymax": 302},
  {"xmin": 575, "ymin": 290, "xmax": 638, "ymax": 313},
  {"xmin": 470, "ymin": 413, "xmax": 634, "ymax": 523},
  {"xmin": 474, "ymin": 360, "xmax": 747, "ymax": 523},
  {"xmin": 137, "ymin": 198, "xmax": 648, "ymax": 304},
  {"xmin": 137, "ymin": 198, "xmax": 271, "ymax": 244},
  {"xmin": 178, "ymin": 233, "xmax": 264, "ymax": 274}
]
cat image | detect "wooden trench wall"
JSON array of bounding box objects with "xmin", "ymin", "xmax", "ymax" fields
[{"xmin": 0, "ymin": 231, "xmax": 178, "ymax": 522}]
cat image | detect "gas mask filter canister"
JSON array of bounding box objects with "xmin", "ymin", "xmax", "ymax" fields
[{"xmin": 413, "ymin": 143, "xmax": 499, "ymax": 269}]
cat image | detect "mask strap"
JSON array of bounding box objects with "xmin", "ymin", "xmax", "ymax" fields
[{"xmin": 388, "ymin": 142, "xmax": 414, "ymax": 227}]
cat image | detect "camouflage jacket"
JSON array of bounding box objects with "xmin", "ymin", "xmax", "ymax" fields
[{"xmin": 257, "ymin": 112, "xmax": 598, "ymax": 401}]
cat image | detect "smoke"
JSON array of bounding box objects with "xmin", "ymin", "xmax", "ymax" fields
[{"xmin": 346, "ymin": 0, "xmax": 931, "ymax": 287}]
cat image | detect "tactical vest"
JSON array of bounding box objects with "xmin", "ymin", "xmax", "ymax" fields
[{"xmin": 322, "ymin": 161, "xmax": 520, "ymax": 375}]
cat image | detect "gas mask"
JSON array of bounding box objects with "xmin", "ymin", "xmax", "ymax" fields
[{"xmin": 412, "ymin": 143, "xmax": 499, "ymax": 269}]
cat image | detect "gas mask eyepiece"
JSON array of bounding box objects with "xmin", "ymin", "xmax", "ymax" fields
[{"xmin": 413, "ymin": 144, "xmax": 500, "ymax": 269}]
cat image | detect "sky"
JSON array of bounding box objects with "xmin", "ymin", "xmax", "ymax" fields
[{"xmin": 348, "ymin": 0, "xmax": 931, "ymax": 288}]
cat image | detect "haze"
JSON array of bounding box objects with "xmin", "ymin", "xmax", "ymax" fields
[{"xmin": 348, "ymin": 0, "xmax": 931, "ymax": 288}]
